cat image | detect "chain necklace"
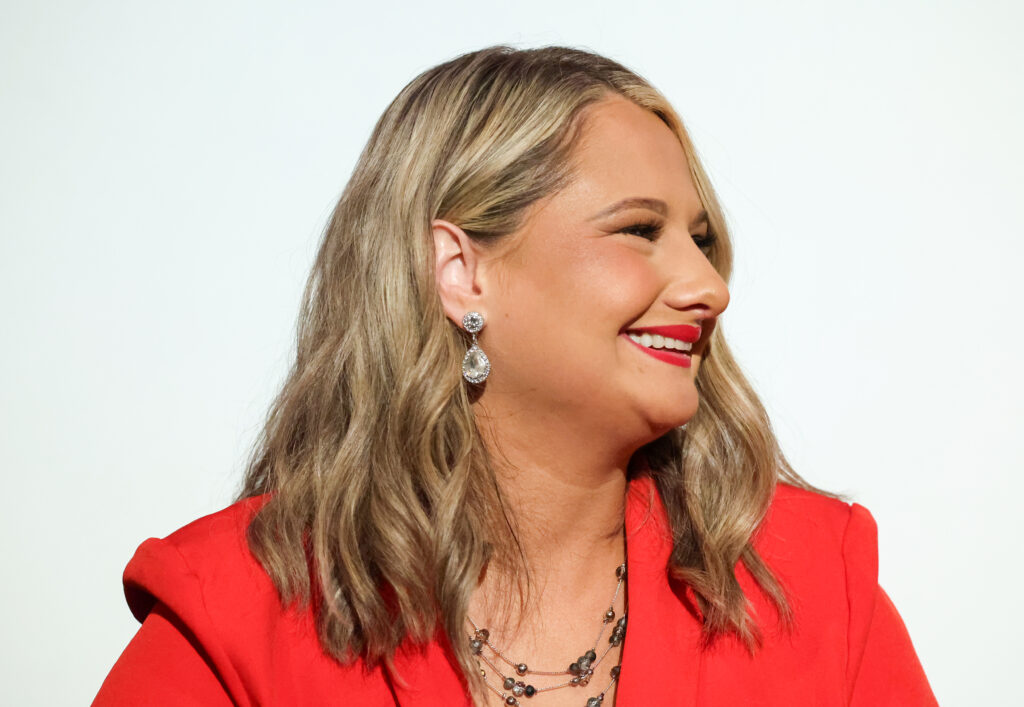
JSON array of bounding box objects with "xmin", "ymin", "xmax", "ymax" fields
[{"xmin": 467, "ymin": 563, "xmax": 628, "ymax": 707}]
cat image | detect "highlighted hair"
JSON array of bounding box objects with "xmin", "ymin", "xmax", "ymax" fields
[{"xmin": 237, "ymin": 44, "xmax": 838, "ymax": 698}]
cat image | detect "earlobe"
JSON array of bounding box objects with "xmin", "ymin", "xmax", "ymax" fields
[{"xmin": 432, "ymin": 218, "xmax": 484, "ymax": 325}]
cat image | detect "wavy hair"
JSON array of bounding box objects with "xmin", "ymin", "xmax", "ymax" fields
[{"xmin": 237, "ymin": 44, "xmax": 839, "ymax": 697}]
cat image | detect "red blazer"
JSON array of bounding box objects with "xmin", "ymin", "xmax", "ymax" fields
[{"xmin": 93, "ymin": 475, "xmax": 938, "ymax": 705}]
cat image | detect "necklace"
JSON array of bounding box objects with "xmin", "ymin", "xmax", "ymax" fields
[{"xmin": 467, "ymin": 563, "xmax": 628, "ymax": 707}]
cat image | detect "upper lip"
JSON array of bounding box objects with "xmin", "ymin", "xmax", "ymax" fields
[{"xmin": 624, "ymin": 324, "xmax": 702, "ymax": 343}]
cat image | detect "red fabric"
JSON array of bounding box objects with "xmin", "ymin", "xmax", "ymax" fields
[{"xmin": 93, "ymin": 476, "xmax": 938, "ymax": 705}]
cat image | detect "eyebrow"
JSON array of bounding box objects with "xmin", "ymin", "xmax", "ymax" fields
[{"xmin": 588, "ymin": 197, "xmax": 708, "ymax": 229}]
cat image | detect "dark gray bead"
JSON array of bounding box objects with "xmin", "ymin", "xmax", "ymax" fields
[
  {"xmin": 569, "ymin": 662, "xmax": 581, "ymax": 675},
  {"xmin": 516, "ymin": 663, "xmax": 528, "ymax": 676},
  {"xmin": 524, "ymin": 685, "xmax": 536, "ymax": 697},
  {"xmin": 603, "ymin": 609, "xmax": 615, "ymax": 623},
  {"xmin": 587, "ymin": 697, "xmax": 603, "ymax": 707},
  {"xmin": 585, "ymin": 650, "xmax": 597, "ymax": 662},
  {"xmin": 505, "ymin": 697, "xmax": 518, "ymax": 706},
  {"xmin": 469, "ymin": 639, "xmax": 483, "ymax": 654},
  {"xmin": 610, "ymin": 665, "xmax": 621, "ymax": 679},
  {"xmin": 579, "ymin": 657, "xmax": 591, "ymax": 671},
  {"xmin": 503, "ymin": 677, "xmax": 515, "ymax": 690}
]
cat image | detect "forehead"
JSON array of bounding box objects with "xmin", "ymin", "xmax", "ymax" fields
[
  {"xmin": 489, "ymin": 96, "xmax": 702, "ymax": 267},
  {"xmin": 561, "ymin": 96, "xmax": 697, "ymax": 216}
]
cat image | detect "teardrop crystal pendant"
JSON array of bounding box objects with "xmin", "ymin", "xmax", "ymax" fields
[{"xmin": 462, "ymin": 343, "xmax": 490, "ymax": 384}]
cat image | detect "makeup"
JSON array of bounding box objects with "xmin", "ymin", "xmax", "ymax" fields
[{"xmin": 621, "ymin": 333, "xmax": 692, "ymax": 368}]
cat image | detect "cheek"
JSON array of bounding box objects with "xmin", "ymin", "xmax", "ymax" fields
[
  {"xmin": 516, "ymin": 248, "xmax": 658, "ymax": 345},
  {"xmin": 566, "ymin": 249, "xmax": 656, "ymax": 321},
  {"xmin": 487, "ymin": 248, "xmax": 650, "ymax": 377},
  {"xmin": 489, "ymin": 236, "xmax": 658, "ymax": 344}
]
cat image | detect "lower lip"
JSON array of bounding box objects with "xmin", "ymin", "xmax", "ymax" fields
[{"xmin": 621, "ymin": 334, "xmax": 693, "ymax": 368}]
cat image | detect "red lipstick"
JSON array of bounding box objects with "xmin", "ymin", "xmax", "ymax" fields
[
  {"xmin": 621, "ymin": 334, "xmax": 692, "ymax": 368},
  {"xmin": 623, "ymin": 324, "xmax": 701, "ymax": 342}
]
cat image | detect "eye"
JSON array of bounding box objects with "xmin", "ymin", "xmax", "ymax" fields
[
  {"xmin": 618, "ymin": 219, "xmax": 663, "ymax": 241},
  {"xmin": 619, "ymin": 220, "xmax": 718, "ymax": 255},
  {"xmin": 692, "ymin": 230, "xmax": 718, "ymax": 254}
]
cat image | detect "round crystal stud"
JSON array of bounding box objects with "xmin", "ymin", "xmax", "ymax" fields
[{"xmin": 462, "ymin": 311, "xmax": 484, "ymax": 334}]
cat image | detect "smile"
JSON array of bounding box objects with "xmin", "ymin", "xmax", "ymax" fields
[
  {"xmin": 621, "ymin": 333, "xmax": 693, "ymax": 368},
  {"xmin": 627, "ymin": 332, "xmax": 693, "ymax": 352}
]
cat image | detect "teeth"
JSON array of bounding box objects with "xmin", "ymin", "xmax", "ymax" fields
[{"xmin": 628, "ymin": 332, "xmax": 693, "ymax": 352}]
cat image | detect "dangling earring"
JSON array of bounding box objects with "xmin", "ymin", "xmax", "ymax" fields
[{"xmin": 461, "ymin": 311, "xmax": 490, "ymax": 384}]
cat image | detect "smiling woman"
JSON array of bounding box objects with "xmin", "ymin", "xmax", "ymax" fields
[{"xmin": 92, "ymin": 46, "xmax": 938, "ymax": 706}]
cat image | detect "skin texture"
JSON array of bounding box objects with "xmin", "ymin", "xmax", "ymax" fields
[{"xmin": 432, "ymin": 95, "xmax": 730, "ymax": 706}]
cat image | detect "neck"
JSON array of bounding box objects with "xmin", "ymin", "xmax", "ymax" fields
[
  {"xmin": 477, "ymin": 407, "xmax": 634, "ymax": 561},
  {"xmin": 471, "ymin": 397, "xmax": 642, "ymax": 591}
]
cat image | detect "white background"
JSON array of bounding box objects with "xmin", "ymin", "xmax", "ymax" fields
[{"xmin": 2, "ymin": 1, "xmax": 1021, "ymax": 704}]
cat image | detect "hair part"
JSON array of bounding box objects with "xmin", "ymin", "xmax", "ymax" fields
[{"xmin": 237, "ymin": 44, "xmax": 841, "ymax": 699}]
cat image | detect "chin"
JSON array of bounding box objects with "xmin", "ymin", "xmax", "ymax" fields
[{"xmin": 643, "ymin": 398, "xmax": 699, "ymax": 436}]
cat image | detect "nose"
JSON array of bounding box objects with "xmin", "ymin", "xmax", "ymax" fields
[{"xmin": 660, "ymin": 239, "xmax": 730, "ymax": 324}]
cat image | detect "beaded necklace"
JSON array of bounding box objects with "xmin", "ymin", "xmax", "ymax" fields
[{"xmin": 466, "ymin": 563, "xmax": 627, "ymax": 707}]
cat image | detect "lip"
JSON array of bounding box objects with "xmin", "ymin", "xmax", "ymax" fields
[
  {"xmin": 620, "ymin": 333, "xmax": 692, "ymax": 368},
  {"xmin": 623, "ymin": 324, "xmax": 701, "ymax": 343}
]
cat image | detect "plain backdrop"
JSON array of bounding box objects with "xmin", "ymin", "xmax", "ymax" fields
[{"xmin": 2, "ymin": 0, "xmax": 1021, "ymax": 704}]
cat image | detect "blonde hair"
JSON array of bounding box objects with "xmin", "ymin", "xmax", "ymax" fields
[{"xmin": 238, "ymin": 44, "xmax": 839, "ymax": 697}]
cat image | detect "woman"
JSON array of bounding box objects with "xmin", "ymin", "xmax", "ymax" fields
[{"xmin": 94, "ymin": 46, "xmax": 938, "ymax": 706}]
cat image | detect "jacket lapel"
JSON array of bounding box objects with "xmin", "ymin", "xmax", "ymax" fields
[
  {"xmin": 615, "ymin": 475, "xmax": 703, "ymax": 706},
  {"xmin": 385, "ymin": 626, "xmax": 473, "ymax": 706}
]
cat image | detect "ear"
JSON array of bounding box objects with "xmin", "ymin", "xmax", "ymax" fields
[{"xmin": 432, "ymin": 218, "xmax": 486, "ymax": 328}]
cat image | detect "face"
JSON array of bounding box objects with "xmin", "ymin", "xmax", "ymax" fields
[{"xmin": 473, "ymin": 96, "xmax": 730, "ymax": 441}]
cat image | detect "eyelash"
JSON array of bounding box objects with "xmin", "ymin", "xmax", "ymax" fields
[{"xmin": 619, "ymin": 219, "xmax": 718, "ymax": 251}]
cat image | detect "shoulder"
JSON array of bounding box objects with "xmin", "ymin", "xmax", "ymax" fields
[
  {"xmin": 750, "ymin": 482, "xmax": 880, "ymax": 669},
  {"xmin": 122, "ymin": 494, "xmax": 274, "ymax": 624},
  {"xmin": 762, "ymin": 482, "xmax": 878, "ymax": 556},
  {"xmin": 755, "ymin": 482, "xmax": 879, "ymax": 587},
  {"xmin": 116, "ymin": 496, "xmax": 400, "ymax": 703}
]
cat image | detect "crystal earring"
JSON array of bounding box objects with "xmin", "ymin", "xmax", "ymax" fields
[{"xmin": 461, "ymin": 311, "xmax": 490, "ymax": 384}]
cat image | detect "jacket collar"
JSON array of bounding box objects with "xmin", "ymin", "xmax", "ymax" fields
[
  {"xmin": 384, "ymin": 474, "xmax": 701, "ymax": 705},
  {"xmin": 614, "ymin": 473, "xmax": 703, "ymax": 705}
]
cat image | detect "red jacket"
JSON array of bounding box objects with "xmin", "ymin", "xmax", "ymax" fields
[{"xmin": 93, "ymin": 475, "xmax": 938, "ymax": 705}]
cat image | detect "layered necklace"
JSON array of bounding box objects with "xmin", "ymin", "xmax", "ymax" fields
[{"xmin": 466, "ymin": 562, "xmax": 628, "ymax": 707}]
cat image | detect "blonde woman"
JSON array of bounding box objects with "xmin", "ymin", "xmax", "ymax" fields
[{"xmin": 94, "ymin": 46, "xmax": 938, "ymax": 706}]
